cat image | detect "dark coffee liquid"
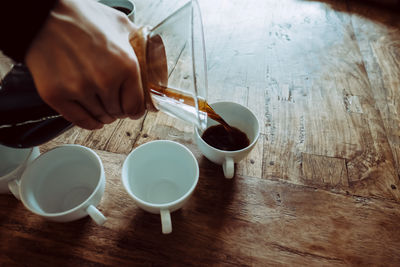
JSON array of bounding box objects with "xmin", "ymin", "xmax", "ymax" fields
[
  {"xmin": 112, "ymin": 6, "xmax": 132, "ymax": 15},
  {"xmin": 201, "ymin": 125, "xmax": 250, "ymax": 151}
]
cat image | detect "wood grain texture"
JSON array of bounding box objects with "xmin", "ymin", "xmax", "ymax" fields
[
  {"xmin": 1, "ymin": 148, "xmax": 400, "ymax": 266},
  {"xmin": 257, "ymin": 0, "xmax": 400, "ymax": 202},
  {"xmin": 1, "ymin": 0, "xmax": 400, "ymax": 266}
]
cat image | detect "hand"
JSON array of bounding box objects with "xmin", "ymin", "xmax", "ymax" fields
[{"xmin": 25, "ymin": 0, "xmax": 145, "ymax": 130}]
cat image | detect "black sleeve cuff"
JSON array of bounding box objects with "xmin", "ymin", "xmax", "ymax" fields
[{"xmin": 0, "ymin": 0, "xmax": 58, "ymax": 63}]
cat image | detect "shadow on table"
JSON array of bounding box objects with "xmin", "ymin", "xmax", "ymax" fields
[
  {"xmin": 304, "ymin": 0, "xmax": 400, "ymax": 28},
  {"xmin": 0, "ymin": 194, "xmax": 21, "ymax": 243},
  {"xmin": 2, "ymin": 215, "xmax": 94, "ymax": 265}
]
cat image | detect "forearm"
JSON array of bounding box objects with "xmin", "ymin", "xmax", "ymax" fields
[{"xmin": 0, "ymin": 0, "xmax": 58, "ymax": 62}]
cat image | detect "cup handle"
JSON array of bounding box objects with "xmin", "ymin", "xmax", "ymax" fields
[
  {"xmin": 160, "ymin": 209, "xmax": 172, "ymax": 234},
  {"xmin": 222, "ymin": 157, "xmax": 234, "ymax": 179},
  {"xmin": 86, "ymin": 205, "xmax": 107, "ymax": 226},
  {"xmin": 8, "ymin": 180, "xmax": 21, "ymax": 200}
]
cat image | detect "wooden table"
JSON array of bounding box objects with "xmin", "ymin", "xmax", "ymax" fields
[{"xmin": 2, "ymin": 0, "xmax": 400, "ymax": 265}]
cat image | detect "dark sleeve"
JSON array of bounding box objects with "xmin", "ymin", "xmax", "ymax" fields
[{"xmin": 0, "ymin": 0, "xmax": 58, "ymax": 63}]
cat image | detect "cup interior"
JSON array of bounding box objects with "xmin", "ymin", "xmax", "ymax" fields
[
  {"xmin": 20, "ymin": 145, "xmax": 103, "ymax": 215},
  {"xmin": 199, "ymin": 102, "xmax": 260, "ymax": 149},
  {"xmin": 99, "ymin": 0, "xmax": 134, "ymax": 15},
  {"xmin": 122, "ymin": 141, "xmax": 198, "ymax": 206},
  {"xmin": 0, "ymin": 145, "xmax": 32, "ymax": 177}
]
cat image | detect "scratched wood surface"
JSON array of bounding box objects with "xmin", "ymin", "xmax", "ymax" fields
[{"xmin": 1, "ymin": 0, "xmax": 400, "ymax": 266}]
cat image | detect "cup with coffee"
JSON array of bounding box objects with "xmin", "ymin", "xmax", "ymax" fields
[
  {"xmin": 98, "ymin": 0, "xmax": 136, "ymax": 22},
  {"xmin": 8, "ymin": 145, "xmax": 107, "ymax": 225},
  {"xmin": 121, "ymin": 140, "xmax": 199, "ymax": 234},
  {"xmin": 0, "ymin": 145, "xmax": 40, "ymax": 194},
  {"xmin": 194, "ymin": 101, "xmax": 260, "ymax": 179}
]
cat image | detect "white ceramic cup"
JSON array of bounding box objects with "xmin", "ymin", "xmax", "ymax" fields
[
  {"xmin": 122, "ymin": 140, "xmax": 199, "ymax": 234},
  {"xmin": 98, "ymin": 0, "xmax": 136, "ymax": 22},
  {"xmin": 195, "ymin": 101, "xmax": 260, "ymax": 179},
  {"xmin": 0, "ymin": 145, "xmax": 40, "ymax": 194},
  {"xmin": 8, "ymin": 145, "xmax": 107, "ymax": 225}
]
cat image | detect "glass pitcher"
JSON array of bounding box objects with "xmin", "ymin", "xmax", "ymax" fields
[{"xmin": 131, "ymin": 0, "xmax": 208, "ymax": 130}]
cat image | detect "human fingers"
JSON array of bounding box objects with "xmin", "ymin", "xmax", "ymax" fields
[
  {"xmin": 79, "ymin": 94, "xmax": 116, "ymax": 124},
  {"xmin": 120, "ymin": 60, "xmax": 145, "ymax": 120},
  {"xmin": 56, "ymin": 100, "xmax": 103, "ymax": 130},
  {"xmin": 93, "ymin": 74, "xmax": 125, "ymax": 118}
]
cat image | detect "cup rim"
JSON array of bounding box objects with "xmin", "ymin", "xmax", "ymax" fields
[
  {"xmin": 0, "ymin": 146, "xmax": 36, "ymax": 180},
  {"xmin": 195, "ymin": 101, "xmax": 260, "ymax": 153},
  {"xmin": 121, "ymin": 140, "xmax": 199, "ymax": 209},
  {"xmin": 18, "ymin": 144, "xmax": 105, "ymax": 218}
]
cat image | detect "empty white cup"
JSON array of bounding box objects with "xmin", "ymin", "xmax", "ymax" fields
[
  {"xmin": 0, "ymin": 145, "xmax": 40, "ymax": 194},
  {"xmin": 8, "ymin": 145, "xmax": 107, "ymax": 225},
  {"xmin": 195, "ymin": 101, "xmax": 260, "ymax": 179},
  {"xmin": 122, "ymin": 140, "xmax": 199, "ymax": 234}
]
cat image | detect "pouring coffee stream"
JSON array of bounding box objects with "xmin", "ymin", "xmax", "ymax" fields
[
  {"xmin": 147, "ymin": 82, "xmax": 251, "ymax": 152},
  {"xmin": 148, "ymin": 82, "xmax": 234, "ymax": 132},
  {"xmin": 147, "ymin": 82, "xmax": 251, "ymax": 151}
]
